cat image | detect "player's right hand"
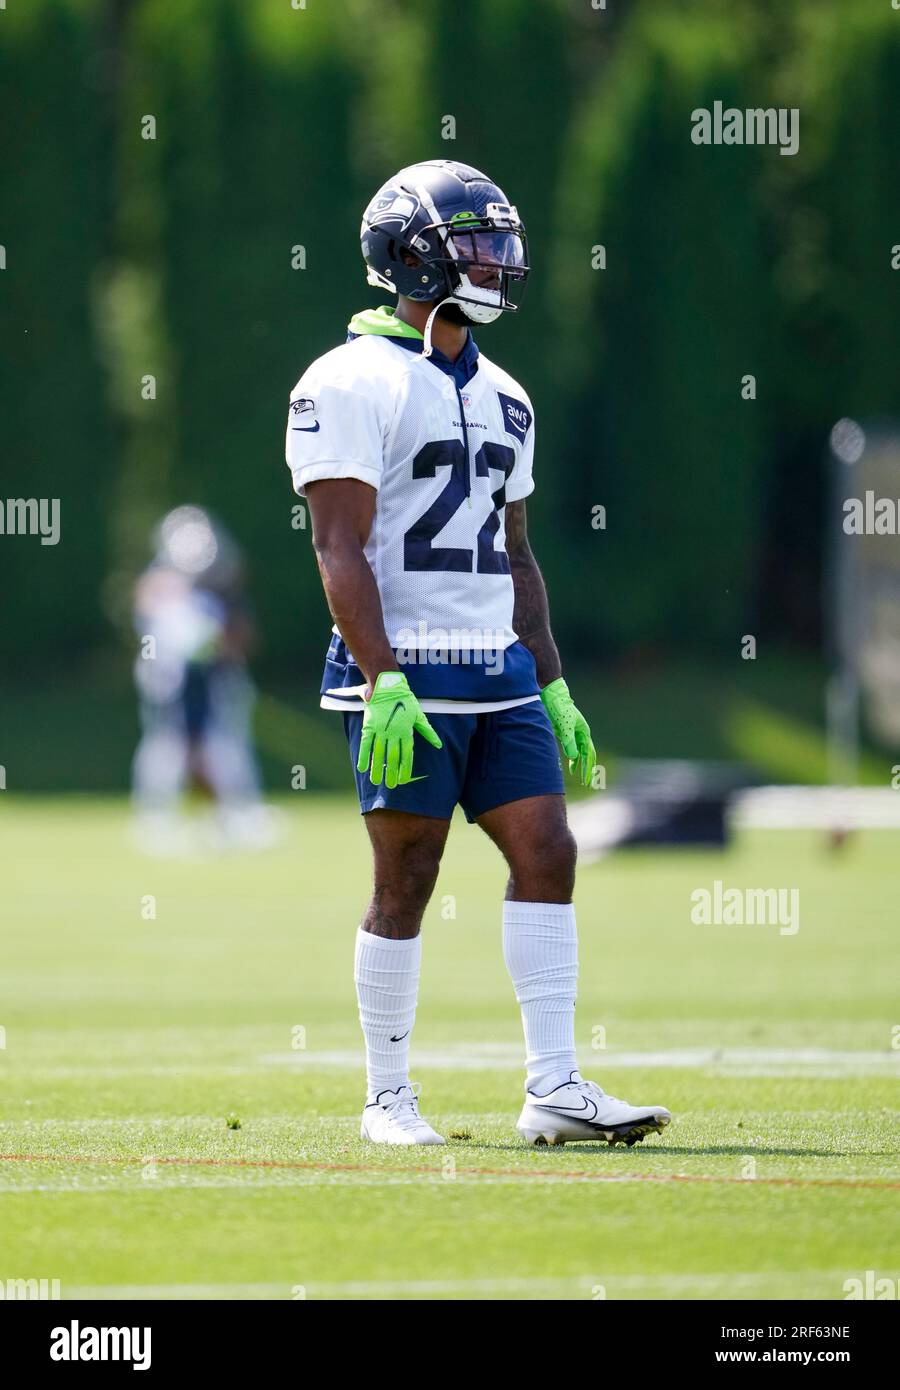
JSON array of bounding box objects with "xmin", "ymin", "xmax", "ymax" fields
[{"xmin": 357, "ymin": 672, "xmax": 443, "ymax": 789}]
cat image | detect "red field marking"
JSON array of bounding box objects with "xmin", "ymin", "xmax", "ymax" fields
[{"xmin": 0, "ymin": 1151, "xmax": 897, "ymax": 1190}]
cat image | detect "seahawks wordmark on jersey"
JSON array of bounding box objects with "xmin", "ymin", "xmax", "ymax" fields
[{"xmin": 285, "ymin": 307, "xmax": 541, "ymax": 713}]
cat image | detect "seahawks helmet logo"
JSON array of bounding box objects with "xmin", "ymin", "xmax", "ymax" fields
[{"xmin": 366, "ymin": 190, "xmax": 421, "ymax": 235}]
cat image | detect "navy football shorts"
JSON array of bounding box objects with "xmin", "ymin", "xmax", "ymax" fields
[{"xmin": 342, "ymin": 699, "xmax": 565, "ymax": 822}]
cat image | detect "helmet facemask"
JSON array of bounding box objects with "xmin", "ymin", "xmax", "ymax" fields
[{"xmin": 435, "ymin": 206, "xmax": 529, "ymax": 323}]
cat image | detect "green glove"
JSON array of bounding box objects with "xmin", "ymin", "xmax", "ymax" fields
[
  {"xmin": 357, "ymin": 672, "xmax": 443, "ymax": 789},
  {"xmin": 540, "ymin": 677, "xmax": 597, "ymax": 787}
]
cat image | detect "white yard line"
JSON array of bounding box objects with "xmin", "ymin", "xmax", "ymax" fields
[
  {"xmin": 59, "ymin": 1270, "xmax": 867, "ymax": 1300},
  {"xmin": 261, "ymin": 1046, "xmax": 900, "ymax": 1076},
  {"xmin": 2, "ymin": 1046, "xmax": 898, "ymax": 1079}
]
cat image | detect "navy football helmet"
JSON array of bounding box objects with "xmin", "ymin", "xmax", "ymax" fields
[{"xmin": 360, "ymin": 159, "xmax": 529, "ymax": 324}]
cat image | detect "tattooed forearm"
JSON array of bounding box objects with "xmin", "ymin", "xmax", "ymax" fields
[{"xmin": 505, "ymin": 500, "xmax": 562, "ymax": 687}]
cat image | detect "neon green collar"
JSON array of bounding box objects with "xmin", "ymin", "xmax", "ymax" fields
[{"xmin": 347, "ymin": 305, "xmax": 424, "ymax": 340}]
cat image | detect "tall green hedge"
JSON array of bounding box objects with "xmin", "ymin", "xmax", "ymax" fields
[
  {"xmin": 2, "ymin": 0, "xmax": 898, "ymax": 680},
  {"xmin": 549, "ymin": 5, "xmax": 775, "ymax": 651},
  {"xmin": 0, "ymin": 0, "xmax": 115, "ymax": 673}
]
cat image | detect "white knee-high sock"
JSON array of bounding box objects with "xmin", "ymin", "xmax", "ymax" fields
[
  {"xmin": 354, "ymin": 927, "xmax": 421, "ymax": 1100},
  {"xmin": 502, "ymin": 900, "xmax": 579, "ymax": 1094}
]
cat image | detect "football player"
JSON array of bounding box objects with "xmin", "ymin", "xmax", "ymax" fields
[
  {"xmin": 131, "ymin": 506, "xmax": 275, "ymax": 852},
  {"xmin": 285, "ymin": 159, "xmax": 670, "ymax": 1147}
]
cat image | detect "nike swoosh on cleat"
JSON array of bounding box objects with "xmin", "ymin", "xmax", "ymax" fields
[
  {"xmin": 534, "ymin": 1096, "xmax": 598, "ymax": 1121},
  {"xmin": 390, "ymin": 1031, "xmax": 410, "ymax": 1042}
]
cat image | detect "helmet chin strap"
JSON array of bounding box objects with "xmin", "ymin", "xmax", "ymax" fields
[
  {"xmin": 422, "ymin": 288, "xmax": 502, "ymax": 357},
  {"xmin": 422, "ymin": 296, "xmax": 452, "ymax": 359}
]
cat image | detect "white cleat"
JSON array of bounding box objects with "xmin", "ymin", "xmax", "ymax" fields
[
  {"xmin": 361, "ymin": 1085, "xmax": 446, "ymax": 1146},
  {"xmin": 517, "ymin": 1073, "xmax": 671, "ymax": 1147}
]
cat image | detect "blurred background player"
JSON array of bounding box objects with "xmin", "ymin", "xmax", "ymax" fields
[{"xmin": 131, "ymin": 505, "xmax": 276, "ymax": 852}]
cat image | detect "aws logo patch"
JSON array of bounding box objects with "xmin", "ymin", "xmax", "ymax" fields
[{"xmin": 497, "ymin": 391, "xmax": 532, "ymax": 442}]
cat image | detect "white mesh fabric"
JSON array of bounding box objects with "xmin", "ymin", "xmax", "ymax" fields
[{"xmin": 286, "ymin": 334, "xmax": 535, "ymax": 652}]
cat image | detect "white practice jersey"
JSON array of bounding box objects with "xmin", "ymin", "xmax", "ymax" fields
[{"xmin": 285, "ymin": 326, "xmax": 535, "ymax": 656}]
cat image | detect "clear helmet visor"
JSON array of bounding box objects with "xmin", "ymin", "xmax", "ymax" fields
[{"xmin": 448, "ymin": 228, "xmax": 526, "ymax": 276}]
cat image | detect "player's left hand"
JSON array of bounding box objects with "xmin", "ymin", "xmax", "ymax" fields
[{"xmin": 540, "ymin": 677, "xmax": 597, "ymax": 787}]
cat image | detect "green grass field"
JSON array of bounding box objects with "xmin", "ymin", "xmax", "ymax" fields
[{"xmin": 1, "ymin": 796, "xmax": 898, "ymax": 1301}]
